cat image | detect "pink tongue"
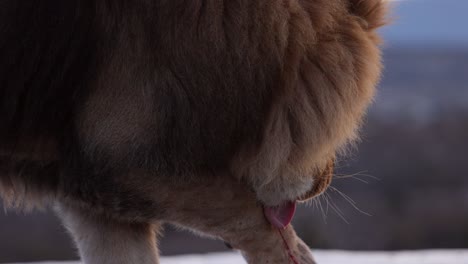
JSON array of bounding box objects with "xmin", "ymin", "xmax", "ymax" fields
[{"xmin": 263, "ymin": 201, "xmax": 297, "ymax": 229}]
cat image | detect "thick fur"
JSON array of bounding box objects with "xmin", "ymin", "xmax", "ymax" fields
[{"xmin": 0, "ymin": 0, "xmax": 386, "ymax": 263}]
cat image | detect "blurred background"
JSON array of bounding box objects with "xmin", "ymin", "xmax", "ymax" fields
[{"xmin": 1, "ymin": 0, "xmax": 468, "ymax": 262}]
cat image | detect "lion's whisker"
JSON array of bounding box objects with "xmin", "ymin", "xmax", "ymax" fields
[
  {"xmin": 317, "ymin": 195, "xmax": 328, "ymax": 223},
  {"xmin": 323, "ymin": 192, "xmax": 349, "ymax": 224},
  {"xmin": 333, "ymin": 171, "xmax": 380, "ymax": 181},
  {"xmin": 329, "ymin": 186, "xmax": 372, "ymax": 217},
  {"xmin": 323, "ymin": 192, "xmax": 330, "ymax": 217}
]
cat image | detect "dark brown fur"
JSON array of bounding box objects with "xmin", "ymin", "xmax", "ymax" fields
[{"xmin": 0, "ymin": 0, "xmax": 386, "ymax": 263}]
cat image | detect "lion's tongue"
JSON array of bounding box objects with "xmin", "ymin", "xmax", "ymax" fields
[{"xmin": 264, "ymin": 201, "xmax": 296, "ymax": 229}]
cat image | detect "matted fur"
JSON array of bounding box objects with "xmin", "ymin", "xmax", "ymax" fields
[{"xmin": 0, "ymin": 0, "xmax": 386, "ymax": 263}]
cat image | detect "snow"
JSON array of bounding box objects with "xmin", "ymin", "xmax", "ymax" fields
[{"xmin": 10, "ymin": 250, "xmax": 468, "ymax": 264}]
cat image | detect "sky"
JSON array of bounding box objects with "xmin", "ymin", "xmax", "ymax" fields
[{"xmin": 380, "ymin": 0, "xmax": 468, "ymax": 47}]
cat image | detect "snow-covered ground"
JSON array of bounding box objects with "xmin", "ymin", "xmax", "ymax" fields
[{"xmin": 10, "ymin": 250, "xmax": 468, "ymax": 264}]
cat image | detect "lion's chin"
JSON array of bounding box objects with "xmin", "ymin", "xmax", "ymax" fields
[
  {"xmin": 263, "ymin": 158, "xmax": 334, "ymax": 228},
  {"xmin": 298, "ymin": 158, "xmax": 335, "ymax": 202}
]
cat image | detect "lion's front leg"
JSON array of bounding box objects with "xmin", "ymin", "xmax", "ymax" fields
[
  {"xmin": 56, "ymin": 203, "xmax": 161, "ymax": 264},
  {"xmin": 242, "ymin": 226, "xmax": 316, "ymax": 264},
  {"xmin": 159, "ymin": 176, "xmax": 316, "ymax": 264}
]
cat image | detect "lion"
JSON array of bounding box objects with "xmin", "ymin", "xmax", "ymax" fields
[{"xmin": 0, "ymin": 0, "xmax": 386, "ymax": 263}]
